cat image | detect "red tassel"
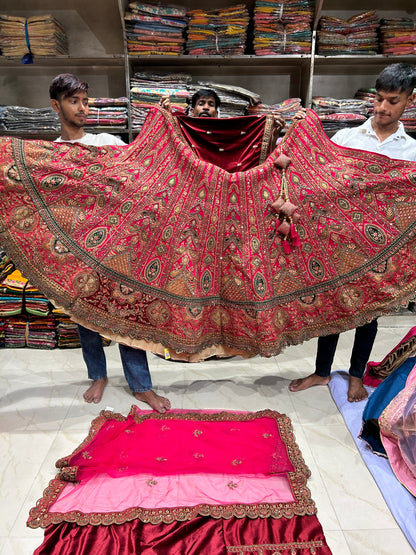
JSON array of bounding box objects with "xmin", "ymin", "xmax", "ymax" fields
[
  {"xmin": 290, "ymin": 224, "xmax": 301, "ymax": 247},
  {"xmin": 283, "ymin": 240, "xmax": 292, "ymax": 254}
]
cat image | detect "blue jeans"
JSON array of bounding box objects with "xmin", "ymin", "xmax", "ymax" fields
[
  {"xmin": 78, "ymin": 324, "xmax": 152, "ymax": 393},
  {"xmin": 315, "ymin": 319, "xmax": 378, "ymax": 379}
]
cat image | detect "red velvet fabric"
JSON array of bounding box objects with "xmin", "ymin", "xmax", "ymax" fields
[
  {"xmin": 175, "ymin": 113, "xmax": 272, "ymax": 172},
  {"xmin": 34, "ymin": 514, "xmax": 332, "ymax": 555}
]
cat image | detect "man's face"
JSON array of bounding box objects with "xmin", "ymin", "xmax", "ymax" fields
[
  {"xmin": 191, "ymin": 95, "xmax": 218, "ymax": 118},
  {"xmin": 373, "ymin": 89, "xmax": 414, "ymax": 128},
  {"xmin": 51, "ymin": 90, "xmax": 89, "ymax": 128}
]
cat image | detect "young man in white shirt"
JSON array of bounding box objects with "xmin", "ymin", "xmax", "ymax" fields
[
  {"xmin": 50, "ymin": 73, "xmax": 171, "ymax": 413},
  {"xmin": 289, "ymin": 62, "xmax": 416, "ymax": 402}
]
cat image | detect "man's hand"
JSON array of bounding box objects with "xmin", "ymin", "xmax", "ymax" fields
[
  {"xmin": 293, "ymin": 108, "xmax": 307, "ymax": 121},
  {"xmin": 273, "ymin": 113, "xmax": 286, "ymax": 134},
  {"xmin": 159, "ymin": 95, "xmax": 171, "ymax": 111}
]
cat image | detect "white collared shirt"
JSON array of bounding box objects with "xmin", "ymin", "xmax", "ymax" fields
[
  {"xmin": 331, "ymin": 118, "xmax": 416, "ymax": 162},
  {"xmin": 55, "ymin": 132, "xmax": 125, "ymax": 147}
]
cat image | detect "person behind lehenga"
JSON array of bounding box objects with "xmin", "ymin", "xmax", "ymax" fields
[
  {"xmin": 50, "ymin": 73, "xmax": 171, "ymax": 412},
  {"xmin": 289, "ymin": 63, "xmax": 416, "ymax": 403}
]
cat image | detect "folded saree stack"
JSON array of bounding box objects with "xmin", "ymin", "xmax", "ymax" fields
[
  {"xmin": 85, "ymin": 97, "xmax": 128, "ymax": 129},
  {"xmin": 29, "ymin": 408, "xmax": 332, "ymax": 554},
  {"xmin": 0, "ymin": 14, "xmax": 68, "ymax": 58},
  {"xmin": 253, "ymin": 0, "xmax": 314, "ymax": 55},
  {"xmin": 248, "ymin": 97, "xmax": 303, "ymax": 129},
  {"xmin": 186, "ymin": 5, "xmax": 249, "ymax": 55},
  {"xmin": 124, "ymin": 2, "xmax": 187, "ymax": 56},
  {"xmin": 130, "ymin": 72, "xmax": 191, "ymax": 130},
  {"xmin": 317, "ymin": 11, "xmax": 379, "ymax": 55},
  {"xmin": 1, "ymin": 106, "xmax": 59, "ymax": 133},
  {"xmin": 312, "ymin": 96, "xmax": 371, "ymax": 132},
  {"xmin": 379, "ymin": 18, "xmax": 416, "ymax": 56}
]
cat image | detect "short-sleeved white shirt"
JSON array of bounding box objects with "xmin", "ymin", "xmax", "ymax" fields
[
  {"xmin": 55, "ymin": 132, "xmax": 126, "ymax": 147},
  {"xmin": 331, "ymin": 118, "xmax": 416, "ymax": 162}
]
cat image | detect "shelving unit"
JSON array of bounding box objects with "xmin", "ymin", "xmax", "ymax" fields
[{"xmin": 0, "ymin": 0, "xmax": 415, "ymax": 141}]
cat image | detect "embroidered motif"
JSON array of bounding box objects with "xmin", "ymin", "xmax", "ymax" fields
[
  {"xmin": 232, "ymin": 459, "xmax": 242, "ymax": 466},
  {"xmin": 156, "ymin": 457, "xmax": 167, "ymax": 462},
  {"xmin": 40, "ymin": 174, "xmax": 66, "ymax": 190},
  {"xmin": 227, "ymin": 481, "xmax": 239, "ymax": 489},
  {"xmin": 82, "ymin": 451, "xmax": 91, "ymax": 460},
  {"xmin": 147, "ymin": 479, "xmax": 157, "ymax": 487},
  {"xmin": 193, "ymin": 453, "xmax": 204, "ymax": 459},
  {"xmin": 193, "ymin": 429, "xmax": 203, "ymax": 437}
]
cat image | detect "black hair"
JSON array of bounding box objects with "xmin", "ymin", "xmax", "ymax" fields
[
  {"xmin": 375, "ymin": 63, "xmax": 416, "ymax": 96},
  {"xmin": 49, "ymin": 73, "xmax": 89, "ymax": 100},
  {"xmin": 191, "ymin": 88, "xmax": 221, "ymax": 109}
]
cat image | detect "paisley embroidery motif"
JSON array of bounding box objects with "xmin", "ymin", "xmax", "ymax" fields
[
  {"xmin": 145, "ymin": 259, "xmax": 161, "ymax": 282},
  {"xmin": 40, "ymin": 174, "xmax": 66, "ymax": 190},
  {"xmin": 85, "ymin": 228, "xmax": 107, "ymax": 248},
  {"xmin": 365, "ymin": 224, "xmax": 386, "ymax": 245}
]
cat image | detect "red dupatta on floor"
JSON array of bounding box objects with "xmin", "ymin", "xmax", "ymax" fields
[{"xmin": 1, "ymin": 108, "xmax": 416, "ymax": 360}]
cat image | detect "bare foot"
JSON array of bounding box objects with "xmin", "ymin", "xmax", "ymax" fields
[
  {"xmin": 134, "ymin": 390, "xmax": 171, "ymax": 413},
  {"xmin": 348, "ymin": 376, "xmax": 368, "ymax": 403},
  {"xmin": 289, "ymin": 373, "xmax": 330, "ymax": 392},
  {"xmin": 83, "ymin": 377, "xmax": 108, "ymax": 403}
]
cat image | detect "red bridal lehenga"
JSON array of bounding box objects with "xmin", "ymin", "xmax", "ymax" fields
[
  {"xmin": 1, "ymin": 107, "xmax": 416, "ymax": 360},
  {"xmin": 28, "ymin": 408, "xmax": 332, "ymax": 554}
]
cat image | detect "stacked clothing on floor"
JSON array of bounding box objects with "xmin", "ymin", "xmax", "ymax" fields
[
  {"xmin": 25, "ymin": 282, "xmax": 52, "ymax": 317},
  {"xmin": 27, "ymin": 315, "xmax": 56, "ymax": 349},
  {"xmin": 248, "ymin": 97, "xmax": 303, "ymax": 129},
  {"xmin": 130, "ymin": 72, "xmax": 191, "ymax": 130},
  {"xmin": 193, "ymin": 80, "xmax": 260, "ymax": 117},
  {"xmin": 1, "ymin": 106, "xmax": 59, "ymax": 132},
  {"xmin": 312, "ymin": 96, "xmax": 371, "ymax": 132},
  {"xmin": 0, "ymin": 14, "xmax": 68, "ymax": 59},
  {"xmin": 186, "ymin": 5, "xmax": 249, "ymax": 55},
  {"xmin": 379, "ymin": 18, "xmax": 416, "ymax": 56},
  {"xmin": 53, "ymin": 310, "xmax": 81, "ymax": 349},
  {"xmin": 253, "ymin": 0, "xmax": 314, "ymax": 55},
  {"xmin": 4, "ymin": 316, "xmax": 27, "ymax": 348},
  {"xmin": 0, "ymin": 317, "xmax": 4, "ymax": 348},
  {"xmin": 85, "ymin": 98, "xmax": 128, "ymax": 129},
  {"xmin": 0, "ymin": 105, "xmax": 6, "ymax": 130},
  {"xmin": 317, "ymin": 11, "xmax": 379, "ymax": 55},
  {"xmin": 124, "ymin": 2, "xmax": 187, "ymax": 56},
  {"xmin": 29, "ymin": 408, "xmax": 332, "ymax": 555}
]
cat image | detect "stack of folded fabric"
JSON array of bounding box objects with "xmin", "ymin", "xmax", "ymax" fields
[
  {"xmin": 186, "ymin": 5, "xmax": 250, "ymax": 55},
  {"xmin": 379, "ymin": 18, "xmax": 416, "ymax": 56},
  {"xmin": 354, "ymin": 87, "xmax": 376, "ymax": 114},
  {"xmin": 0, "ymin": 106, "xmax": 6, "ymax": 130},
  {"xmin": 312, "ymin": 96, "xmax": 371, "ymax": 132},
  {"xmin": 4, "ymin": 317, "xmax": 27, "ymax": 348},
  {"xmin": 0, "ymin": 318, "xmax": 4, "ymax": 348},
  {"xmin": 0, "ymin": 14, "xmax": 68, "ymax": 59},
  {"xmin": 253, "ymin": 0, "xmax": 314, "ymax": 55},
  {"xmin": 53, "ymin": 310, "xmax": 81, "ymax": 349},
  {"xmin": 248, "ymin": 97, "xmax": 303, "ymax": 129},
  {"xmin": 317, "ymin": 11, "xmax": 379, "ymax": 55},
  {"xmin": 0, "ymin": 271, "xmax": 26, "ymax": 317},
  {"xmin": 130, "ymin": 72, "xmax": 191, "ymax": 130},
  {"xmin": 24, "ymin": 282, "xmax": 51, "ymax": 317},
  {"xmin": 124, "ymin": 2, "xmax": 187, "ymax": 56},
  {"xmin": 400, "ymin": 97, "xmax": 416, "ymax": 132},
  {"xmin": 2, "ymin": 106, "xmax": 59, "ymax": 132},
  {"xmin": 85, "ymin": 98, "xmax": 128, "ymax": 129},
  {"xmin": 27, "ymin": 316, "xmax": 56, "ymax": 349}
]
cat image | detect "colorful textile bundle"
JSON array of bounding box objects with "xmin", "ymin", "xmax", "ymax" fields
[
  {"xmin": 84, "ymin": 98, "xmax": 128, "ymax": 128},
  {"xmin": 124, "ymin": 2, "xmax": 187, "ymax": 56},
  {"xmin": 317, "ymin": 11, "xmax": 379, "ymax": 55},
  {"xmin": 312, "ymin": 96, "xmax": 371, "ymax": 132},
  {"xmin": 29, "ymin": 408, "xmax": 332, "ymax": 555},
  {"xmin": 186, "ymin": 5, "xmax": 249, "ymax": 55},
  {"xmin": 0, "ymin": 272, "xmax": 25, "ymax": 316},
  {"xmin": 0, "ymin": 318, "xmax": 4, "ymax": 348},
  {"xmin": 26, "ymin": 315, "xmax": 56, "ymax": 349},
  {"xmin": 4, "ymin": 317, "xmax": 26, "ymax": 348},
  {"xmin": 0, "ymin": 106, "xmax": 59, "ymax": 132},
  {"xmin": 130, "ymin": 72, "xmax": 191, "ymax": 130},
  {"xmin": 379, "ymin": 18, "xmax": 416, "ymax": 56},
  {"xmin": 253, "ymin": 0, "xmax": 314, "ymax": 55},
  {"xmin": 248, "ymin": 98, "xmax": 303, "ymax": 129},
  {"xmin": 53, "ymin": 310, "xmax": 81, "ymax": 349},
  {"xmin": 0, "ymin": 14, "xmax": 68, "ymax": 59}
]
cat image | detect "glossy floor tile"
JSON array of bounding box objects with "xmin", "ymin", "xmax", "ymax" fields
[{"xmin": 0, "ymin": 311, "xmax": 415, "ymax": 554}]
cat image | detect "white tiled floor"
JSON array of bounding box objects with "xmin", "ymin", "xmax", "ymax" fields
[{"xmin": 1, "ymin": 312, "xmax": 415, "ymax": 554}]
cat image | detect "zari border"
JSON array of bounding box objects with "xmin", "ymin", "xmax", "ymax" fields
[
  {"xmin": 27, "ymin": 408, "xmax": 316, "ymax": 528},
  {"xmin": 226, "ymin": 540, "xmax": 326, "ymax": 553}
]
